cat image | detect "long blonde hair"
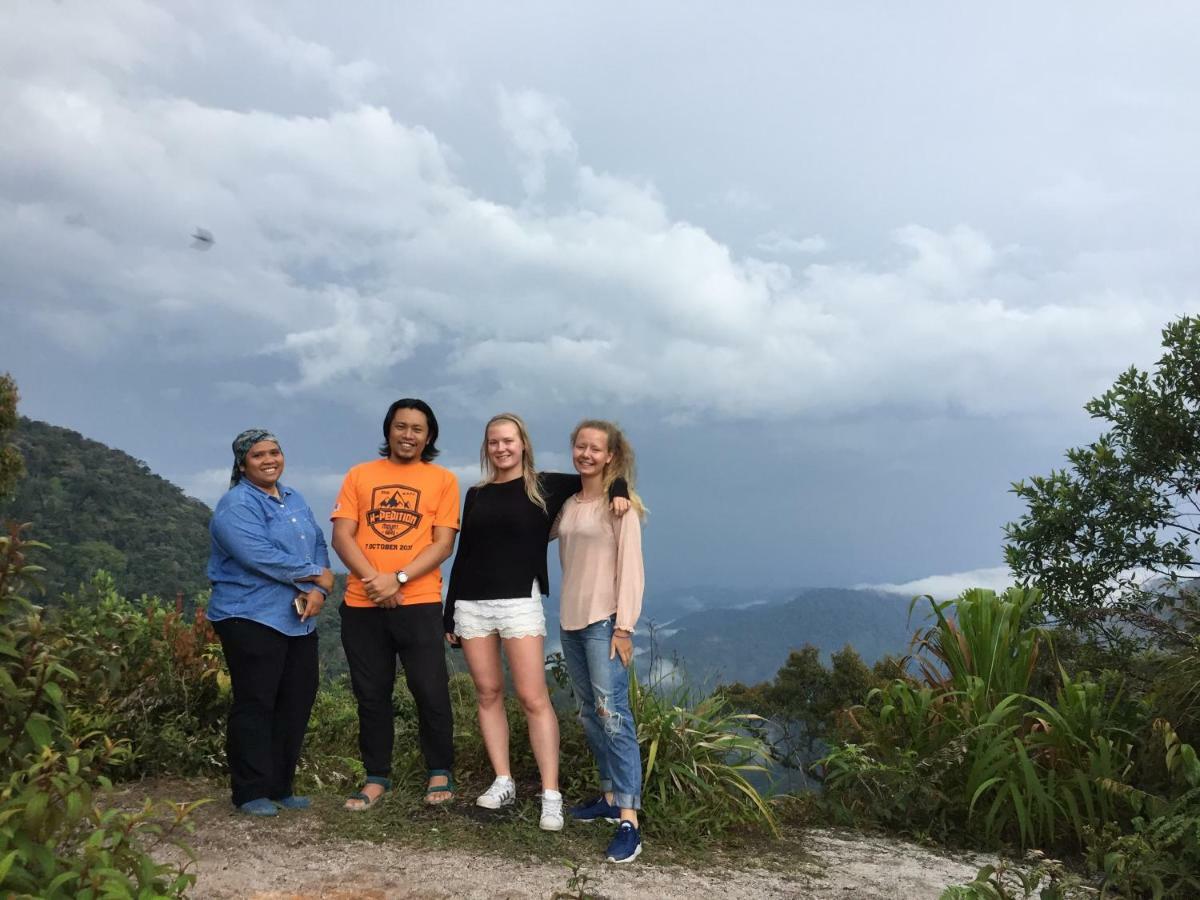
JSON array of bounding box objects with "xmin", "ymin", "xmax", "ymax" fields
[
  {"xmin": 478, "ymin": 413, "xmax": 546, "ymax": 512},
  {"xmin": 570, "ymin": 419, "xmax": 647, "ymax": 518}
]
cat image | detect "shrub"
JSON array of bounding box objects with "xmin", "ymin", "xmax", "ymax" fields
[
  {"xmin": 1088, "ymin": 719, "xmax": 1200, "ymax": 898},
  {"xmin": 53, "ymin": 575, "xmax": 227, "ymax": 778},
  {"xmin": 294, "ymin": 676, "xmax": 363, "ymax": 792},
  {"xmin": 820, "ymin": 587, "xmax": 1144, "ymax": 850},
  {"xmin": 630, "ymin": 667, "xmax": 778, "ymax": 840},
  {"xmin": 939, "ymin": 857, "xmax": 1088, "ymax": 900},
  {"xmin": 0, "ymin": 524, "xmax": 200, "ymax": 898}
]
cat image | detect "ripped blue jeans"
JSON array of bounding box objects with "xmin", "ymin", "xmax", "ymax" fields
[{"xmin": 560, "ymin": 616, "xmax": 642, "ymax": 810}]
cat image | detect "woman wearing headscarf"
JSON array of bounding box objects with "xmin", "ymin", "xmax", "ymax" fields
[{"xmin": 207, "ymin": 429, "xmax": 333, "ymax": 816}]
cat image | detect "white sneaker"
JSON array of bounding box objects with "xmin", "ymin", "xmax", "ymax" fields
[
  {"xmin": 475, "ymin": 776, "xmax": 516, "ymax": 810},
  {"xmin": 540, "ymin": 789, "xmax": 564, "ymax": 831}
]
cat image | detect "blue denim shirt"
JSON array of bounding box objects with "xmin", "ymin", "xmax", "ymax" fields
[{"xmin": 207, "ymin": 479, "xmax": 330, "ymax": 637}]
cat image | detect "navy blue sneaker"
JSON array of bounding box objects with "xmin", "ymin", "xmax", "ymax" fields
[
  {"xmin": 605, "ymin": 820, "xmax": 642, "ymax": 863},
  {"xmin": 275, "ymin": 795, "xmax": 311, "ymax": 810},
  {"xmin": 570, "ymin": 795, "xmax": 621, "ymax": 823}
]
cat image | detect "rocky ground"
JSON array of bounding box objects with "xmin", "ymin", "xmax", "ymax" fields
[{"xmin": 115, "ymin": 779, "xmax": 991, "ymax": 899}]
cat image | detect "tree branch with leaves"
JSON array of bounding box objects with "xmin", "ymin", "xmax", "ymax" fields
[{"xmin": 1005, "ymin": 316, "xmax": 1200, "ymax": 639}]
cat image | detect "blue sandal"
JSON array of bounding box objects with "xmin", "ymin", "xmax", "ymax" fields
[
  {"xmin": 425, "ymin": 769, "xmax": 455, "ymax": 805},
  {"xmin": 345, "ymin": 775, "xmax": 391, "ymax": 811}
]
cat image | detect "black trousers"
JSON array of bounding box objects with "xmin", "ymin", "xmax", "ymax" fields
[
  {"xmin": 212, "ymin": 618, "xmax": 318, "ymax": 807},
  {"xmin": 339, "ymin": 602, "xmax": 454, "ymax": 778}
]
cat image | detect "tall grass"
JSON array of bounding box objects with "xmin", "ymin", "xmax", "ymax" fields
[
  {"xmin": 911, "ymin": 587, "xmax": 1041, "ymax": 709},
  {"xmin": 630, "ymin": 666, "xmax": 778, "ymax": 840},
  {"xmin": 821, "ymin": 587, "xmax": 1145, "ymax": 850}
]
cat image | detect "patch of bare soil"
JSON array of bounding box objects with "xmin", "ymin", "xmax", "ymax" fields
[{"xmin": 114, "ymin": 779, "xmax": 988, "ymax": 899}]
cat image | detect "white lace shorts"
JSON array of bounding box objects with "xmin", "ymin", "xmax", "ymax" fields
[{"xmin": 455, "ymin": 584, "xmax": 546, "ymax": 640}]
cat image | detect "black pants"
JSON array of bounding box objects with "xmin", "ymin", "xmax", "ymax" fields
[
  {"xmin": 339, "ymin": 602, "xmax": 454, "ymax": 778},
  {"xmin": 212, "ymin": 618, "xmax": 318, "ymax": 807}
]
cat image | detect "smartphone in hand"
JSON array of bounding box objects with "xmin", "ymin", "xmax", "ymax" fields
[{"xmin": 293, "ymin": 596, "xmax": 306, "ymax": 616}]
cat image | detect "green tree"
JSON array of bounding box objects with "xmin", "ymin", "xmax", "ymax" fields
[
  {"xmin": 724, "ymin": 643, "xmax": 882, "ymax": 767},
  {"xmin": 1005, "ymin": 316, "xmax": 1200, "ymax": 636},
  {"xmin": 0, "ymin": 373, "xmax": 23, "ymax": 500},
  {"xmin": 829, "ymin": 645, "xmax": 874, "ymax": 713}
]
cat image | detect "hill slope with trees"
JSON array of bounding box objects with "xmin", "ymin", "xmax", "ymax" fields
[{"xmin": 0, "ymin": 416, "xmax": 213, "ymax": 602}]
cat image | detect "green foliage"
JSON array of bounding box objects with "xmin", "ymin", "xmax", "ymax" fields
[
  {"xmin": 820, "ymin": 587, "xmax": 1144, "ymax": 850},
  {"xmin": 940, "ymin": 856, "xmax": 1088, "ymax": 899},
  {"xmin": 722, "ymin": 643, "xmax": 885, "ymax": 768},
  {"xmin": 1086, "ymin": 719, "xmax": 1200, "ymax": 899},
  {"xmin": 912, "ymin": 587, "xmax": 1041, "ymax": 703},
  {"xmin": 293, "ymin": 676, "xmax": 364, "ymax": 791},
  {"xmin": 0, "ymin": 374, "xmax": 23, "ymax": 501},
  {"xmin": 550, "ymin": 861, "xmax": 601, "ymax": 900},
  {"xmin": 1147, "ymin": 633, "xmax": 1200, "ymax": 750},
  {"xmin": 631, "ymin": 666, "xmax": 778, "ymax": 840},
  {"xmin": 0, "ymin": 525, "xmax": 199, "ymax": 898},
  {"xmin": 1005, "ymin": 315, "xmax": 1200, "ymax": 632},
  {"xmin": 51, "ymin": 574, "xmax": 227, "ymax": 777},
  {"xmin": 0, "ymin": 418, "xmax": 212, "ymax": 603}
]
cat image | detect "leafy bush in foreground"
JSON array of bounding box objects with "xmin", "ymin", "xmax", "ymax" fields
[
  {"xmin": 52, "ymin": 575, "xmax": 227, "ymax": 779},
  {"xmin": 1086, "ymin": 719, "xmax": 1200, "ymax": 899},
  {"xmin": 630, "ymin": 667, "xmax": 777, "ymax": 840},
  {"xmin": 0, "ymin": 526, "xmax": 200, "ymax": 899}
]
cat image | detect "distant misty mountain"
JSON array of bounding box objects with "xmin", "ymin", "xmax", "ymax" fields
[
  {"xmin": 543, "ymin": 584, "xmax": 926, "ymax": 687},
  {"xmin": 648, "ymin": 587, "xmax": 925, "ymax": 686}
]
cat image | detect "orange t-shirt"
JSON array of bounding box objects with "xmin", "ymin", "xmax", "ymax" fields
[{"xmin": 331, "ymin": 459, "xmax": 460, "ymax": 607}]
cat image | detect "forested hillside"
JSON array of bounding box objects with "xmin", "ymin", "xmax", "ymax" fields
[{"xmin": 0, "ymin": 417, "xmax": 212, "ymax": 602}]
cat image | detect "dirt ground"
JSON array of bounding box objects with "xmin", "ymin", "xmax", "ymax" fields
[{"xmin": 114, "ymin": 779, "xmax": 991, "ymax": 899}]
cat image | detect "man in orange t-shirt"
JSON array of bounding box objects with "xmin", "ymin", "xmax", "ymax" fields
[{"xmin": 331, "ymin": 398, "xmax": 460, "ymax": 809}]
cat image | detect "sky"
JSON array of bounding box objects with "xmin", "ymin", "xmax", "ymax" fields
[{"xmin": 2, "ymin": 1, "xmax": 1198, "ymax": 597}]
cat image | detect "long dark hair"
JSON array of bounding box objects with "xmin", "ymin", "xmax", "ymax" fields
[{"xmin": 378, "ymin": 398, "xmax": 440, "ymax": 462}]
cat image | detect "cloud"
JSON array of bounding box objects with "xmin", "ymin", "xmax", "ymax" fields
[
  {"xmin": 230, "ymin": 12, "xmax": 382, "ymax": 105},
  {"xmin": 441, "ymin": 461, "xmax": 483, "ymax": 487},
  {"xmin": 497, "ymin": 87, "xmax": 577, "ymax": 196},
  {"xmin": 755, "ymin": 230, "xmax": 828, "ymax": 256},
  {"xmin": 1, "ymin": 8, "xmax": 1194, "ymax": 430},
  {"xmin": 181, "ymin": 467, "xmax": 231, "ymax": 506},
  {"xmin": 864, "ymin": 566, "xmax": 1014, "ymax": 600}
]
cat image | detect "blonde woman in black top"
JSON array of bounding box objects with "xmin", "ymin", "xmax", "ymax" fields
[{"xmin": 445, "ymin": 413, "xmax": 627, "ymax": 831}]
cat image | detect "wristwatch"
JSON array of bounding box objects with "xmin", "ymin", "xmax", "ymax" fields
[{"xmin": 395, "ymin": 571, "xmax": 409, "ymax": 585}]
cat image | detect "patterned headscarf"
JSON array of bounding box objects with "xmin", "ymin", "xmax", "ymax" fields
[{"xmin": 229, "ymin": 428, "xmax": 281, "ymax": 488}]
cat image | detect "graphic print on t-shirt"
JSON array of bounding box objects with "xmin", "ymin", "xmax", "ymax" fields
[{"xmin": 365, "ymin": 484, "xmax": 422, "ymax": 540}]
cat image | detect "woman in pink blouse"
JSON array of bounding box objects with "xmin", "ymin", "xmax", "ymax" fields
[{"xmin": 553, "ymin": 419, "xmax": 647, "ymax": 864}]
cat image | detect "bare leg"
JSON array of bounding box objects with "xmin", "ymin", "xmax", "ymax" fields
[
  {"xmin": 503, "ymin": 634, "xmax": 559, "ymax": 792},
  {"xmin": 600, "ymin": 792, "xmax": 639, "ymax": 828},
  {"xmin": 461, "ymin": 634, "xmax": 510, "ymax": 778}
]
